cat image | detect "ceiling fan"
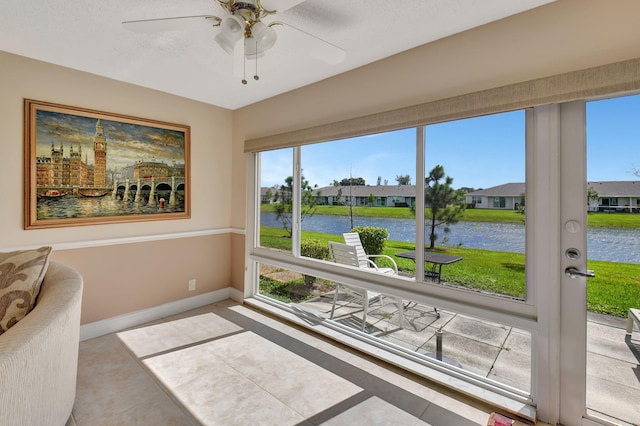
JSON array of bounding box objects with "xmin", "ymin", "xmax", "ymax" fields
[{"xmin": 122, "ymin": 0, "xmax": 346, "ymax": 84}]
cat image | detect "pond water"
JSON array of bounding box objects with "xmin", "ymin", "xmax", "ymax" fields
[
  {"xmin": 260, "ymin": 212, "xmax": 640, "ymax": 264},
  {"xmin": 37, "ymin": 194, "xmax": 185, "ymax": 219}
]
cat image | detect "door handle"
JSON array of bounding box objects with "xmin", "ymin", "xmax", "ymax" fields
[{"xmin": 565, "ymin": 267, "xmax": 595, "ymax": 279}]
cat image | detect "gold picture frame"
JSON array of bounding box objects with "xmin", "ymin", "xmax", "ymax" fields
[{"xmin": 24, "ymin": 99, "xmax": 190, "ymax": 229}]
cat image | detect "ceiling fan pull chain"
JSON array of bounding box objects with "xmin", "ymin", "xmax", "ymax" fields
[
  {"xmin": 254, "ymin": 38, "xmax": 259, "ymax": 81},
  {"xmin": 242, "ymin": 37, "xmax": 248, "ymax": 85}
]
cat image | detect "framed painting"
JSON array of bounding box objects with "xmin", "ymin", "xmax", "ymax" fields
[{"xmin": 24, "ymin": 99, "xmax": 190, "ymax": 229}]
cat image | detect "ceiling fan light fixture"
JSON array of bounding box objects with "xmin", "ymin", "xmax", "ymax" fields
[
  {"xmin": 251, "ymin": 21, "xmax": 277, "ymax": 51},
  {"xmin": 215, "ymin": 32, "xmax": 238, "ymax": 54},
  {"xmin": 220, "ymin": 15, "xmax": 245, "ymax": 38},
  {"xmin": 243, "ymin": 37, "xmax": 266, "ymax": 58}
]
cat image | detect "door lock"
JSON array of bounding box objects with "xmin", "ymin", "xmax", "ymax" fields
[
  {"xmin": 565, "ymin": 267, "xmax": 595, "ymax": 279},
  {"xmin": 565, "ymin": 248, "xmax": 581, "ymax": 260}
]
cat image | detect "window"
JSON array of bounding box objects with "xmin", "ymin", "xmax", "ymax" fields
[
  {"xmin": 251, "ymin": 110, "xmax": 530, "ymax": 401},
  {"xmin": 258, "ymin": 148, "xmax": 293, "ymax": 253},
  {"xmin": 599, "ymin": 197, "xmax": 619, "ymax": 211},
  {"xmin": 425, "ymin": 111, "xmax": 525, "ymax": 301}
]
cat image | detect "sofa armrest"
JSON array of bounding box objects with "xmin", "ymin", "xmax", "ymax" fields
[{"xmin": 0, "ymin": 262, "xmax": 83, "ymax": 426}]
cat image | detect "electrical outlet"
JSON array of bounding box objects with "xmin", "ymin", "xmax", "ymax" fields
[{"xmin": 188, "ymin": 279, "xmax": 196, "ymax": 291}]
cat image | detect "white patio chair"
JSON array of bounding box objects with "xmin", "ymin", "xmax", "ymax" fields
[
  {"xmin": 343, "ymin": 232, "xmax": 398, "ymax": 275},
  {"xmin": 328, "ymin": 241, "xmax": 403, "ymax": 330},
  {"xmin": 343, "ymin": 232, "xmax": 440, "ymax": 319}
]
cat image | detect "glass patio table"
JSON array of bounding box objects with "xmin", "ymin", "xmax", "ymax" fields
[{"xmin": 395, "ymin": 250, "xmax": 462, "ymax": 283}]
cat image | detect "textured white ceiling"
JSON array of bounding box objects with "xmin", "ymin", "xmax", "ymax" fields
[{"xmin": 0, "ymin": 0, "xmax": 554, "ymax": 110}]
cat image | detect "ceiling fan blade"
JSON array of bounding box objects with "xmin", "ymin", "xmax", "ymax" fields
[
  {"xmin": 275, "ymin": 23, "xmax": 346, "ymax": 65},
  {"xmin": 122, "ymin": 16, "xmax": 219, "ymax": 33},
  {"xmin": 260, "ymin": 0, "xmax": 308, "ymax": 13}
]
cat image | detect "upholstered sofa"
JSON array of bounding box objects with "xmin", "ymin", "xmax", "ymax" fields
[{"xmin": 0, "ymin": 261, "xmax": 83, "ymax": 426}]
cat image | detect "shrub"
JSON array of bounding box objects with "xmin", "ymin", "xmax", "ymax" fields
[
  {"xmin": 300, "ymin": 239, "xmax": 330, "ymax": 286},
  {"xmin": 300, "ymin": 238, "xmax": 330, "ymax": 260},
  {"xmin": 350, "ymin": 226, "xmax": 388, "ymax": 255}
]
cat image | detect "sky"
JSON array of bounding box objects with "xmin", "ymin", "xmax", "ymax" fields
[
  {"xmin": 35, "ymin": 110, "xmax": 186, "ymax": 172},
  {"xmin": 261, "ymin": 93, "xmax": 640, "ymax": 190}
]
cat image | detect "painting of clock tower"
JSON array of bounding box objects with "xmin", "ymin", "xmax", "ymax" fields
[{"xmin": 93, "ymin": 118, "xmax": 107, "ymax": 187}]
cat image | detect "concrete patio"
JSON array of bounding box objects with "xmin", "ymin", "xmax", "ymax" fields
[{"xmin": 296, "ymin": 292, "xmax": 640, "ymax": 425}]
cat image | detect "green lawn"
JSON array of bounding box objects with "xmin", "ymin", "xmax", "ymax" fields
[
  {"xmin": 261, "ymin": 204, "xmax": 415, "ymax": 219},
  {"xmin": 261, "ymin": 204, "xmax": 640, "ymax": 227},
  {"xmin": 259, "ymin": 225, "xmax": 640, "ymax": 317}
]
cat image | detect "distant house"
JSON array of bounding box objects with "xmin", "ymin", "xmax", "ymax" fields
[
  {"xmin": 260, "ymin": 186, "xmax": 279, "ymax": 204},
  {"xmin": 312, "ymin": 185, "xmax": 416, "ymax": 207},
  {"xmin": 467, "ymin": 181, "xmax": 640, "ymax": 211},
  {"xmin": 466, "ymin": 183, "xmax": 525, "ymax": 210},
  {"xmin": 586, "ymin": 181, "xmax": 640, "ymax": 212}
]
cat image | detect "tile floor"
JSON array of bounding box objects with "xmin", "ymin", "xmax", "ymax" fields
[{"xmin": 68, "ymin": 299, "xmax": 533, "ymax": 426}]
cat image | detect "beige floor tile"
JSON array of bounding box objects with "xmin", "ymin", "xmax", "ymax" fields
[
  {"xmin": 320, "ymin": 396, "xmax": 430, "ymax": 426},
  {"xmin": 175, "ymin": 366, "xmax": 305, "ymax": 426},
  {"xmin": 118, "ymin": 312, "xmax": 242, "ymax": 358},
  {"xmin": 209, "ymin": 332, "xmax": 364, "ymax": 418},
  {"xmin": 74, "ymin": 335, "xmax": 192, "ymax": 425},
  {"xmin": 424, "ymin": 392, "xmax": 496, "ymax": 426},
  {"xmin": 117, "ymin": 321, "xmax": 196, "ymax": 357},
  {"xmin": 172, "ymin": 312, "xmax": 244, "ymax": 341},
  {"xmin": 145, "ymin": 340, "xmax": 305, "ymax": 425}
]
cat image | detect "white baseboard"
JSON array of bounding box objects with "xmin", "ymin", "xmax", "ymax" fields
[
  {"xmin": 80, "ymin": 288, "xmax": 232, "ymax": 341},
  {"xmin": 229, "ymin": 287, "xmax": 244, "ymax": 302}
]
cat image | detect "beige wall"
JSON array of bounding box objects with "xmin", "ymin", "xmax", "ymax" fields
[
  {"xmin": 231, "ymin": 0, "xmax": 640, "ymax": 227},
  {"xmin": 0, "ymin": 52, "xmax": 235, "ymax": 323},
  {"xmin": 51, "ymin": 234, "xmax": 231, "ymax": 324},
  {"xmin": 230, "ymin": 233, "xmax": 246, "ymax": 292}
]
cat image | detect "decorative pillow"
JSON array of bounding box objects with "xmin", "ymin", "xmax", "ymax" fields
[{"xmin": 0, "ymin": 246, "xmax": 52, "ymax": 335}]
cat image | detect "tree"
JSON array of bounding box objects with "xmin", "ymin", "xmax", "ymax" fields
[
  {"xmin": 587, "ymin": 186, "xmax": 599, "ymax": 210},
  {"xmin": 516, "ymin": 192, "xmax": 525, "ymax": 215},
  {"xmin": 459, "ymin": 186, "xmax": 477, "ymax": 194},
  {"xmin": 274, "ymin": 175, "xmax": 318, "ymax": 237},
  {"xmin": 367, "ymin": 193, "xmax": 376, "ymax": 207},
  {"xmin": 377, "ymin": 176, "xmax": 382, "ymax": 186},
  {"xmin": 395, "ymin": 174, "xmax": 411, "ymax": 185},
  {"xmin": 424, "ymin": 165, "xmax": 466, "ymax": 249},
  {"xmin": 339, "ymin": 177, "xmax": 366, "ymax": 186}
]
